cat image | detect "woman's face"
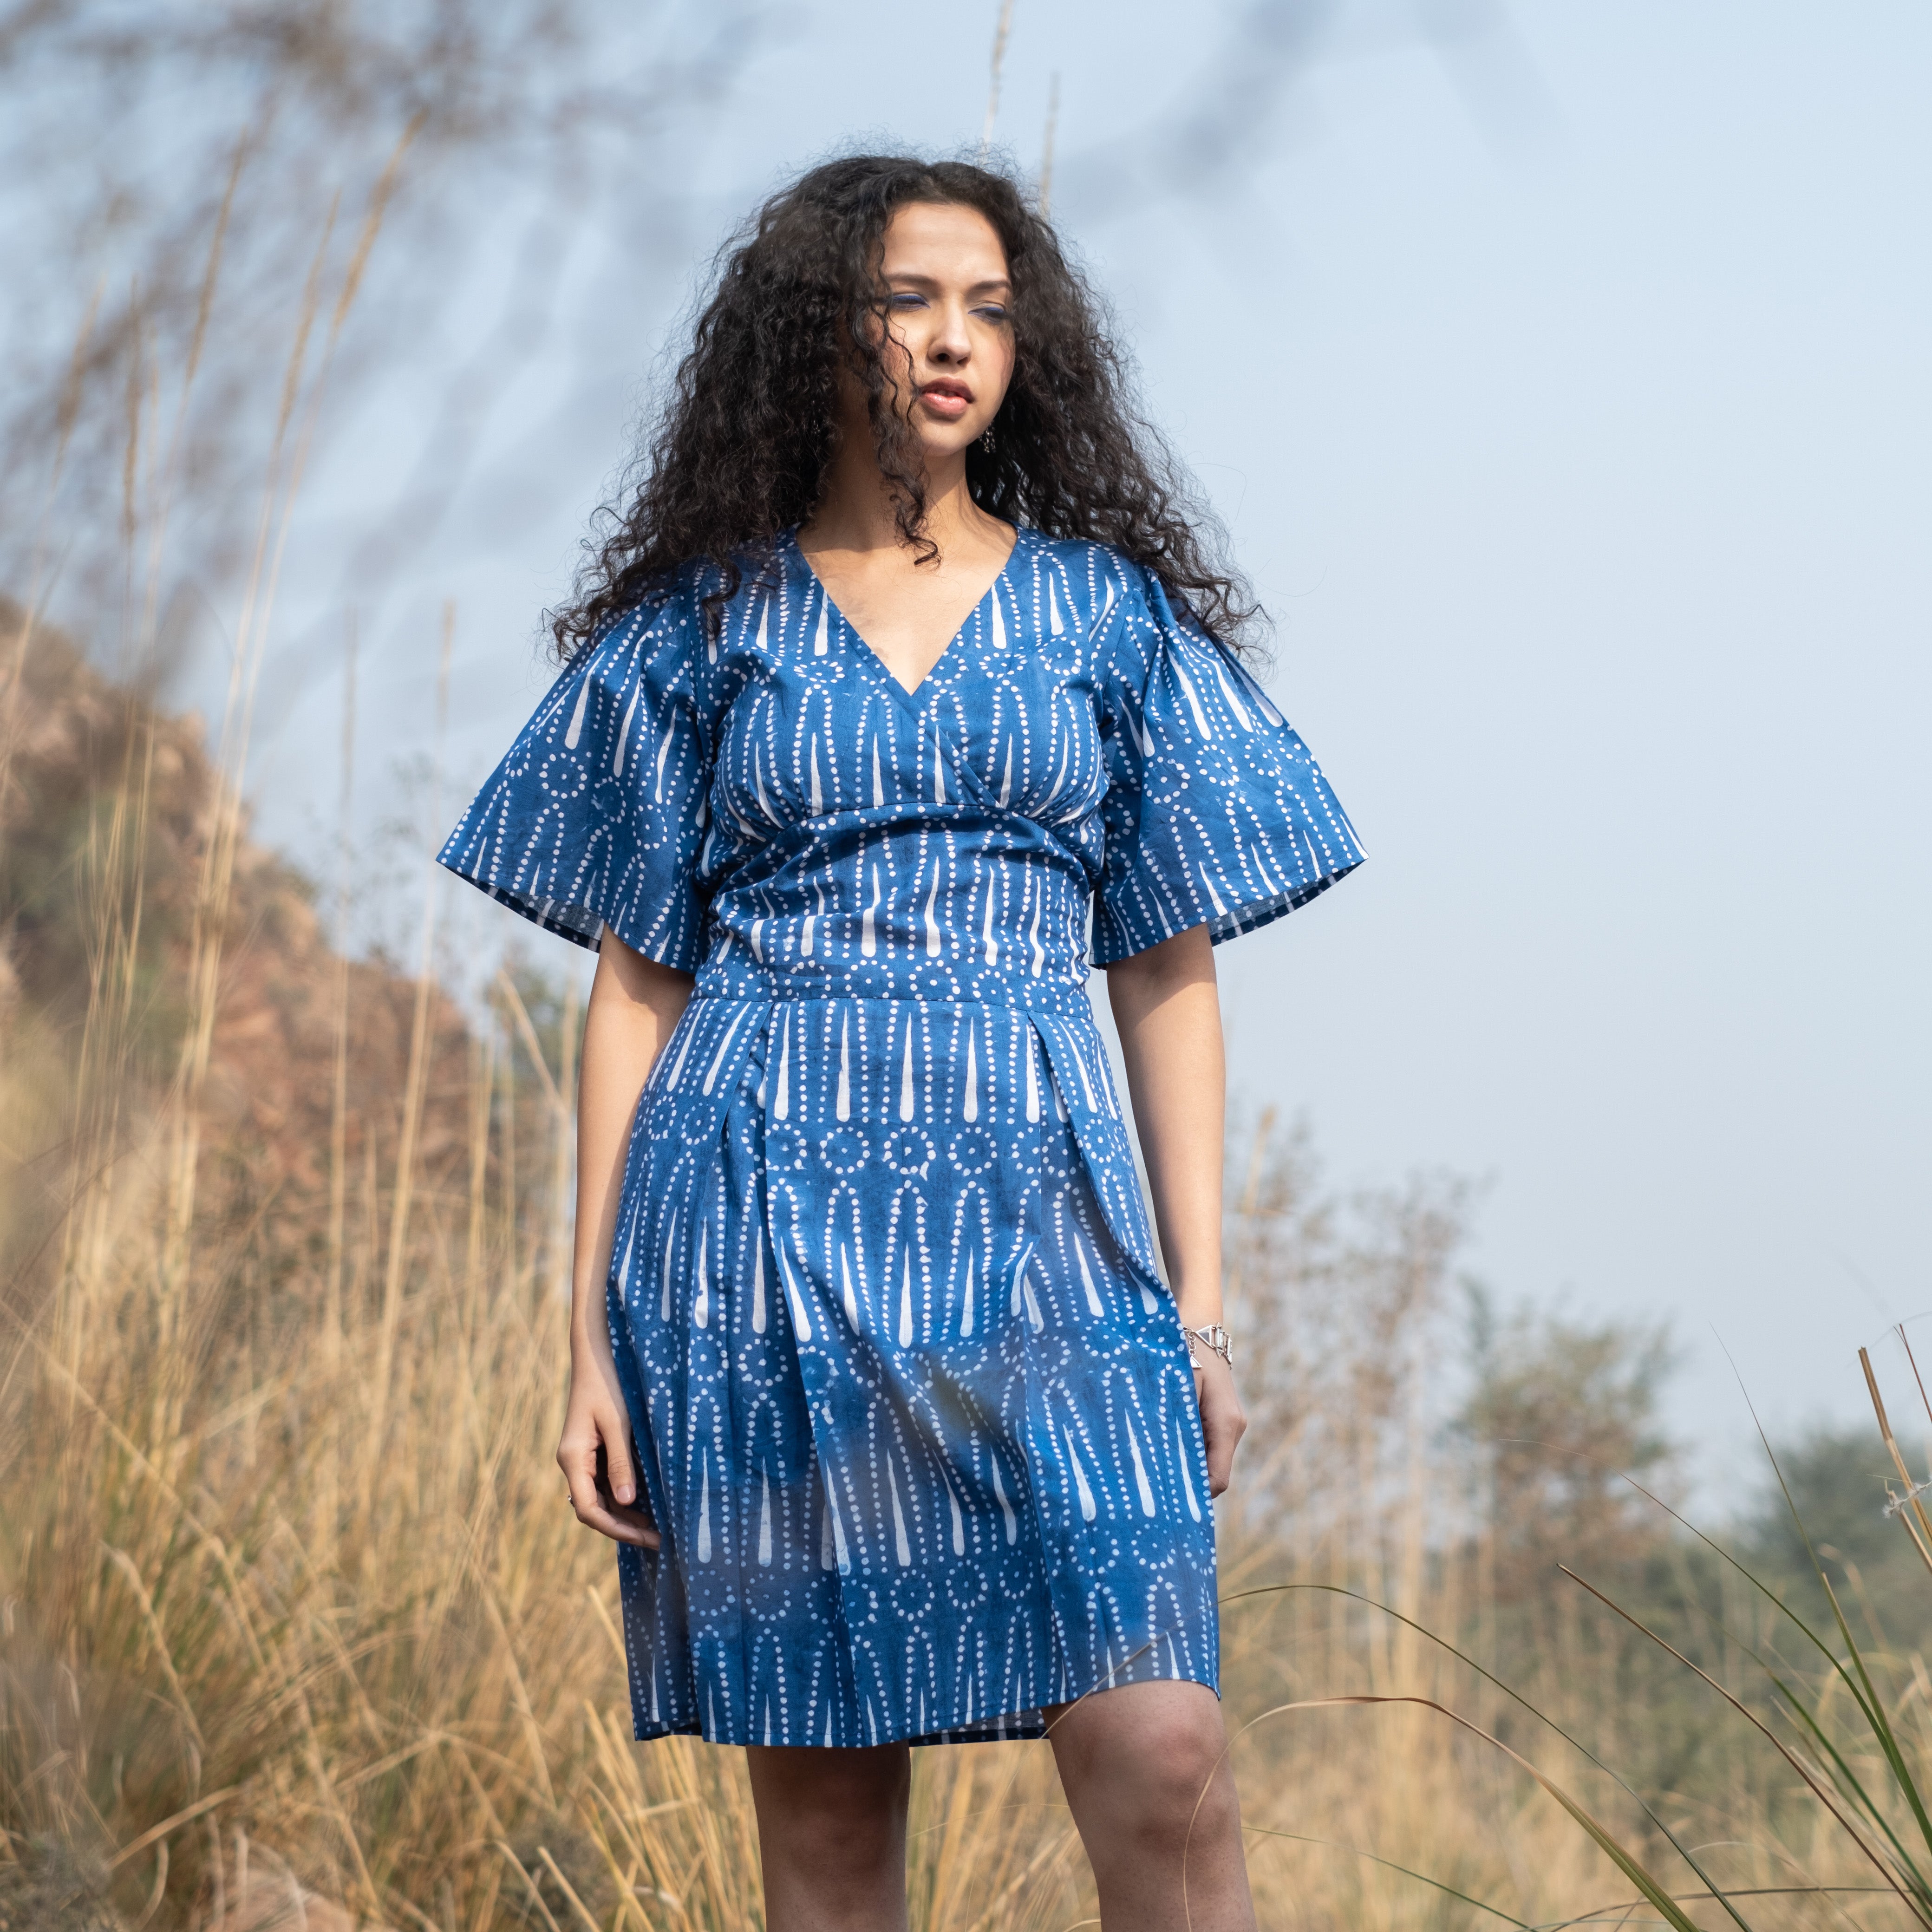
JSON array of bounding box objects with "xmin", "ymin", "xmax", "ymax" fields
[{"xmin": 854, "ymin": 200, "xmax": 1016, "ymax": 465}]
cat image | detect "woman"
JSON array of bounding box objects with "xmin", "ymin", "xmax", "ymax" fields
[{"xmin": 440, "ymin": 154, "xmax": 1363, "ymax": 1930}]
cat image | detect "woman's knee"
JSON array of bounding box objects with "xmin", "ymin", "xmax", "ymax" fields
[
  {"xmin": 1135, "ymin": 1718, "xmax": 1237, "ymax": 1844},
  {"xmin": 1056, "ymin": 1688, "xmax": 1239, "ymax": 1851}
]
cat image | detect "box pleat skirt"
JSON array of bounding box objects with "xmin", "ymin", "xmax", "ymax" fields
[{"xmin": 607, "ymin": 991, "xmax": 1220, "ymax": 1749}]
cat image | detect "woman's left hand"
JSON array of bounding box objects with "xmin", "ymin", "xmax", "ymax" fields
[{"xmin": 1194, "ymin": 1356, "xmax": 1247, "ymax": 1496}]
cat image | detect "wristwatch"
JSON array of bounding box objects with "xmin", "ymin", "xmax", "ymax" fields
[{"xmin": 1184, "ymin": 1323, "xmax": 1233, "ymax": 1373}]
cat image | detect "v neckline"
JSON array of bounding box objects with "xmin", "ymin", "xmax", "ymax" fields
[{"xmin": 784, "ymin": 525, "xmax": 1027, "ymax": 705}]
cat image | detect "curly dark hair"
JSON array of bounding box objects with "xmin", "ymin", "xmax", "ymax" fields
[{"xmin": 549, "ymin": 152, "xmax": 1261, "ymax": 661}]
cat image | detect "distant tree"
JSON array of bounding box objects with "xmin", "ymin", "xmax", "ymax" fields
[
  {"xmin": 1741, "ymin": 1425, "xmax": 1928, "ymax": 1640},
  {"xmin": 1456, "ymin": 1287, "xmax": 1682, "ymax": 1602},
  {"xmin": 1221, "ymin": 1108, "xmax": 1474, "ymax": 1542}
]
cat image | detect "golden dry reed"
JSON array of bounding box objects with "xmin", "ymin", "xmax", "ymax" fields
[
  {"xmin": 5, "ymin": 139, "xmax": 1931, "ymax": 1932},
  {"xmin": 7, "ymin": 857, "xmax": 1925, "ymax": 1932}
]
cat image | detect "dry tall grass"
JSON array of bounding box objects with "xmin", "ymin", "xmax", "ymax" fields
[
  {"xmin": 4, "ymin": 41, "xmax": 1929, "ymax": 1921},
  {"xmin": 4, "ymin": 606, "xmax": 1927, "ymax": 1932}
]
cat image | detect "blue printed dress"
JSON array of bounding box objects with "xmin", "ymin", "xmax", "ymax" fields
[{"xmin": 438, "ymin": 528, "xmax": 1363, "ymax": 1749}]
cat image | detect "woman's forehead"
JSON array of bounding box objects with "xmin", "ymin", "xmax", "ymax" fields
[{"xmin": 880, "ymin": 202, "xmax": 1009, "ymax": 281}]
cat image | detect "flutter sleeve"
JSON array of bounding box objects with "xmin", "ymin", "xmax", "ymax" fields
[
  {"xmin": 1093, "ymin": 564, "xmax": 1366, "ymax": 966},
  {"xmin": 437, "ymin": 597, "xmax": 710, "ymax": 968}
]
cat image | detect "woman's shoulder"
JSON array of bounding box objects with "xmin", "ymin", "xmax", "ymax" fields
[
  {"xmin": 1024, "ymin": 533, "xmax": 1200, "ymax": 660},
  {"xmin": 1020, "ymin": 531, "xmax": 1151, "ymax": 625},
  {"xmin": 572, "ymin": 585, "xmax": 694, "ymax": 679},
  {"xmin": 577, "ymin": 542, "xmax": 778, "ymax": 667}
]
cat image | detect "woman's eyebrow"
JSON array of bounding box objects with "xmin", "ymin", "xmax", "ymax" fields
[{"xmin": 884, "ymin": 271, "xmax": 1012, "ymax": 294}]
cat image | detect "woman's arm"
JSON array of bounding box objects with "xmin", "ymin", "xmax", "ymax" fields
[
  {"xmin": 557, "ymin": 927, "xmax": 694, "ymax": 1545},
  {"xmin": 1105, "ymin": 923, "xmax": 1247, "ymax": 1495}
]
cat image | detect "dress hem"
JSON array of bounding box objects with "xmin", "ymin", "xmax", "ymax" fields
[{"xmin": 630, "ymin": 1668, "xmax": 1222, "ymax": 1750}]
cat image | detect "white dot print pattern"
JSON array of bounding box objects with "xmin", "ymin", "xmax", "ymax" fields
[{"xmin": 438, "ymin": 527, "xmax": 1364, "ymax": 1746}]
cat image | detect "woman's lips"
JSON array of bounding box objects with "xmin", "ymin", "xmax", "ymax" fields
[{"xmin": 919, "ymin": 385, "xmax": 971, "ymax": 420}]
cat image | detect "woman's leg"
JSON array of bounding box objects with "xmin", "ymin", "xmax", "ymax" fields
[
  {"xmin": 1047, "ymin": 1680, "xmax": 1257, "ymax": 1932},
  {"xmin": 746, "ymin": 1743, "xmax": 913, "ymax": 1932}
]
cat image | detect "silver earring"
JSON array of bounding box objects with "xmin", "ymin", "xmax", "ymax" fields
[{"xmin": 979, "ymin": 424, "xmax": 996, "ymax": 455}]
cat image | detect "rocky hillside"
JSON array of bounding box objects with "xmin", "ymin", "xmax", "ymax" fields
[{"xmin": 0, "ymin": 602, "xmax": 508, "ymax": 1251}]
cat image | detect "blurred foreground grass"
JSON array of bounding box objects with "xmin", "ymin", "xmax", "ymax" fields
[
  {"xmin": 4, "ymin": 13, "xmax": 1932, "ymax": 1912},
  {"xmin": 4, "ymin": 608, "xmax": 1931, "ymax": 1932}
]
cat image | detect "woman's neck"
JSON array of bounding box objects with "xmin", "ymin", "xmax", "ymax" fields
[{"xmin": 803, "ymin": 438, "xmax": 1002, "ymax": 560}]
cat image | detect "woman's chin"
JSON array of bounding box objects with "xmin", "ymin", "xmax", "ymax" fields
[{"xmin": 912, "ymin": 423, "xmax": 981, "ymax": 469}]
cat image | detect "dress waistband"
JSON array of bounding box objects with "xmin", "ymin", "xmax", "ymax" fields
[{"xmin": 690, "ymin": 956, "xmax": 1095, "ymax": 1017}]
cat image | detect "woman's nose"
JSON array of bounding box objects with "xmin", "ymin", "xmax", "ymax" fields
[{"xmin": 927, "ymin": 300, "xmax": 972, "ymax": 364}]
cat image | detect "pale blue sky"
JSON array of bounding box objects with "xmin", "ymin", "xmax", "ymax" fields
[{"xmin": 242, "ymin": 1, "xmax": 1932, "ymax": 1495}]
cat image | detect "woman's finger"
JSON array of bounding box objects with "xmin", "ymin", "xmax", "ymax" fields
[
  {"xmin": 600, "ymin": 1417, "xmax": 639, "ymax": 1508},
  {"xmin": 1195, "ymin": 1359, "xmax": 1246, "ymax": 1497},
  {"xmin": 560, "ymin": 1402, "xmax": 661, "ymax": 1548},
  {"xmin": 589, "ymin": 1418, "xmax": 660, "ymax": 1547},
  {"xmin": 571, "ymin": 1468, "xmax": 662, "ymax": 1548},
  {"xmin": 1206, "ymin": 1412, "xmax": 1234, "ymax": 1495},
  {"xmin": 559, "ymin": 1425, "xmax": 600, "ymax": 1516},
  {"xmin": 576, "ymin": 1495, "xmax": 662, "ymax": 1549}
]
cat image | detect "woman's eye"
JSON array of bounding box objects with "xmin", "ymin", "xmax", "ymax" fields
[
  {"xmin": 889, "ymin": 293, "xmax": 927, "ymax": 309},
  {"xmin": 975, "ymin": 305, "xmax": 1009, "ymax": 324}
]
